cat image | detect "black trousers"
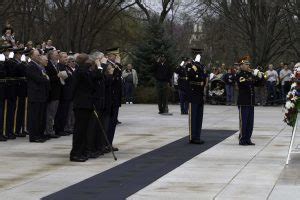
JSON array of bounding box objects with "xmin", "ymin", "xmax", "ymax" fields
[
  {"xmin": 156, "ymin": 81, "xmax": 169, "ymax": 113},
  {"xmin": 55, "ymin": 100, "xmax": 71, "ymax": 133},
  {"xmin": 189, "ymin": 103, "xmax": 204, "ymax": 141},
  {"xmin": 238, "ymin": 106, "xmax": 254, "ymax": 143},
  {"xmin": 16, "ymin": 96, "xmax": 26, "ymax": 134},
  {"xmin": 28, "ymin": 101, "xmax": 46, "ymax": 140},
  {"xmin": 107, "ymin": 106, "xmax": 119, "ymax": 145},
  {"xmin": 71, "ymin": 109, "xmax": 92, "ymax": 157},
  {"xmin": 87, "ymin": 110, "xmax": 106, "ymax": 153},
  {"xmin": 0, "ymin": 99, "xmax": 4, "ymax": 135},
  {"xmin": 5, "ymin": 98, "xmax": 16, "ymax": 136}
]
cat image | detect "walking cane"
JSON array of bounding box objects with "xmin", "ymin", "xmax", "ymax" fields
[{"xmin": 93, "ymin": 106, "xmax": 117, "ymax": 161}]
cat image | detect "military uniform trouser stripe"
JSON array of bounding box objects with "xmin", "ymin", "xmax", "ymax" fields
[
  {"xmin": 189, "ymin": 103, "xmax": 192, "ymax": 141},
  {"xmin": 13, "ymin": 97, "xmax": 19, "ymax": 134}
]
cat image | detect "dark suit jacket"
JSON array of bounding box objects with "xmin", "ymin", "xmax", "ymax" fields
[
  {"xmin": 26, "ymin": 61, "xmax": 50, "ymax": 102},
  {"xmin": 57, "ymin": 63, "xmax": 73, "ymax": 101},
  {"xmin": 45, "ymin": 60, "xmax": 61, "ymax": 101},
  {"xmin": 72, "ymin": 65, "xmax": 95, "ymax": 110}
]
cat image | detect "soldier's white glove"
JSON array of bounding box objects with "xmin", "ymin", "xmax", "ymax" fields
[
  {"xmin": 180, "ymin": 61, "xmax": 184, "ymax": 66},
  {"xmin": 8, "ymin": 52, "xmax": 14, "ymax": 59},
  {"xmin": 0, "ymin": 54, "xmax": 5, "ymax": 61},
  {"xmin": 21, "ymin": 54, "xmax": 26, "ymax": 62}
]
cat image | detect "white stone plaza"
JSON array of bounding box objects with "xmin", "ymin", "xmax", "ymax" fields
[{"xmin": 0, "ymin": 104, "xmax": 299, "ymax": 200}]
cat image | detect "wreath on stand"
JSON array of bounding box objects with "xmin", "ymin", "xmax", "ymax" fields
[{"xmin": 284, "ymin": 63, "xmax": 300, "ymax": 127}]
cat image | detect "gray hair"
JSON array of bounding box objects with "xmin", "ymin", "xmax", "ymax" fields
[{"xmin": 89, "ymin": 51, "xmax": 104, "ymax": 60}]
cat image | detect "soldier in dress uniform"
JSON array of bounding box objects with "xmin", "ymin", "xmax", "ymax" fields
[
  {"xmin": 0, "ymin": 46, "xmax": 7, "ymax": 141},
  {"xmin": 187, "ymin": 51, "xmax": 206, "ymax": 144},
  {"xmin": 12, "ymin": 48, "xmax": 27, "ymax": 137},
  {"xmin": 3, "ymin": 47, "xmax": 18, "ymax": 139},
  {"xmin": 175, "ymin": 57, "xmax": 190, "ymax": 115},
  {"xmin": 236, "ymin": 56, "xmax": 263, "ymax": 146},
  {"xmin": 105, "ymin": 48, "xmax": 122, "ymax": 152}
]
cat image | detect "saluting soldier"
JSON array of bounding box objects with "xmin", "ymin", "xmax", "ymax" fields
[
  {"xmin": 12, "ymin": 48, "xmax": 27, "ymax": 137},
  {"xmin": 0, "ymin": 47, "xmax": 7, "ymax": 141},
  {"xmin": 236, "ymin": 56, "xmax": 263, "ymax": 146},
  {"xmin": 187, "ymin": 52, "xmax": 207, "ymax": 144},
  {"xmin": 105, "ymin": 48, "xmax": 122, "ymax": 152},
  {"xmin": 175, "ymin": 57, "xmax": 190, "ymax": 115},
  {"xmin": 3, "ymin": 47, "xmax": 18, "ymax": 139}
]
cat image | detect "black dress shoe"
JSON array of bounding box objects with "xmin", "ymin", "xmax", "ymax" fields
[
  {"xmin": 0, "ymin": 135, "xmax": 7, "ymax": 141},
  {"xmin": 190, "ymin": 139, "xmax": 205, "ymax": 144},
  {"xmin": 56, "ymin": 132, "xmax": 69, "ymax": 136},
  {"xmin": 30, "ymin": 139, "xmax": 45, "ymax": 143},
  {"xmin": 16, "ymin": 133, "xmax": 27, "ymax": 137},
  {"xmin": 48, "ymin": 134, "xmax": 60, "ymax": 139},
  {"xmin": 87, "ymin": 151, "xmax": 101, "ymax": 159},
  {"xmin": 247, "ymin": 141, "xmax": 255, "ymax": 145},
  {"xmin": 117, "ymin": 120, "xmax": 122, "ymax": 125},
  {"xmin": 7, "ymin": 135, "xmax": 16, "ymax": 140},
  {"xmin": 70, "ymin": 156, "xmax": 88, "ymax": 162},
  {"xmin": 239, "ymin": 141, "xmax": 248, "ymax": 146}
]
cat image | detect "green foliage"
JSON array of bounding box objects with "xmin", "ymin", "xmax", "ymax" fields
[{"xmin": 132, "ymin": 17, "xmax": 178, "ymax": 87}]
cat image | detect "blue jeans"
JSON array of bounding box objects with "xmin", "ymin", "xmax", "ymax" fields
[
  {"xmin": 125, "ymin": 82, "xmax": 134, "ymax": 102},
  {"xmin": 178, "ymin": 90, "xmax": 188, "ymax": 114},
  {"xmin": 225, "ymin": 84, "xmax": 234, "ymax": 104},
  {"xmin": 266, "ymin": 81, "xmax": 276, "ymax": 104}
]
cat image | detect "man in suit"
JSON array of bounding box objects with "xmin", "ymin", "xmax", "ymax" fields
[
  {"xmin": 54, "ymin": 52, "xmax": 73, "ymax": 136},
  {"xmin": 26, "ymin": 49, "xmax": 50, "ymax": 143},
  {"xmin": 44, "ymin": 50, "xmax": 61, "ymax": 138}
]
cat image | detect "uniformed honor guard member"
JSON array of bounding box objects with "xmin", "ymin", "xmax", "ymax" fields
[
  {"xmin": 12, "ymin": 48, "xmax": 27, "ymax": 137},
  {"xmin": 236, "ymin": 56, "xmax": 263, "ymax": 146},
  {"xmin": 187, "ymin": 52, "xmax": 206, "ymax": 144},
  {"xmin": 3, "ymin": 47, "xmax": 18, "ymax": 139},
  {"xmin": 175, "ymin": 57, "xmax": 190, "ymax": 115},
  {"xmin": 0, "ymin": 46, "xmax": 7, "ymax": 141},
  {"xmin": 105, "ymin": 48, "xmax": 122, "ymax": 152}
]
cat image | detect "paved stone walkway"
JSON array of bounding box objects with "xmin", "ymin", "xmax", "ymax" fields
[{"xmin": 0, "ymin": 104, "xmax": 298, "ymax": 200}]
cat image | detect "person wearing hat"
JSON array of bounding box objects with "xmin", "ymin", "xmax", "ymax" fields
[
  {"xmin": 152, "ymin": 54, "xmax": 173, "ymax": 115},
  {"xmin": 105, "ymin": 48, "xmax": 122, "ymax": 151},
  {"xmin": 175, "ymin": 57, "xmax": 190, "ymax": 114},
  {"xmin": 3, "ymin": 46, "xmax": 18, "ymax": 139},
  {"xmin": 12, "ymin": 48, "xmax": 28, "ymax": 137},
  {"xmin": 187, "ymin": 53, "xmax": 207, "ymax": 144},
  {"xmin": 236, "ymin": 56, "xmax": 263, "ymax": 145},
  {"xmin": 0, "ymin": 46, "xmax": 7, "ymax": 141}
]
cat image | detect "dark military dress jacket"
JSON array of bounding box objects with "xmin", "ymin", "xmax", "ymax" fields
[
  {"xmin": 0, "ymin": 61, "xmax": 6, "ymax": 100},
  {"xmin": 187, "ymin": 62, "xmax": 207, "ymax": 104},
  {"xmin": 175, "ymin": 65, "xmax": 189, "ymax": 92},
  {"xmin": 4, "ymin": 58, "xmax": 18, "ymax": 100},
  {"xmin": 236, "ymin": 70, "xmax": 262, "ymax": 106}
]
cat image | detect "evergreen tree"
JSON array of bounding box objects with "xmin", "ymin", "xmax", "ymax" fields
[{"xmin": 133, "ymin": 18, "xmax": 177, "ymax": 86}]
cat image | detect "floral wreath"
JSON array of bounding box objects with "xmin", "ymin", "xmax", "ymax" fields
[{"xmin": 284, "ymin": 62, "xmax": 300, "ymax": 127}]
